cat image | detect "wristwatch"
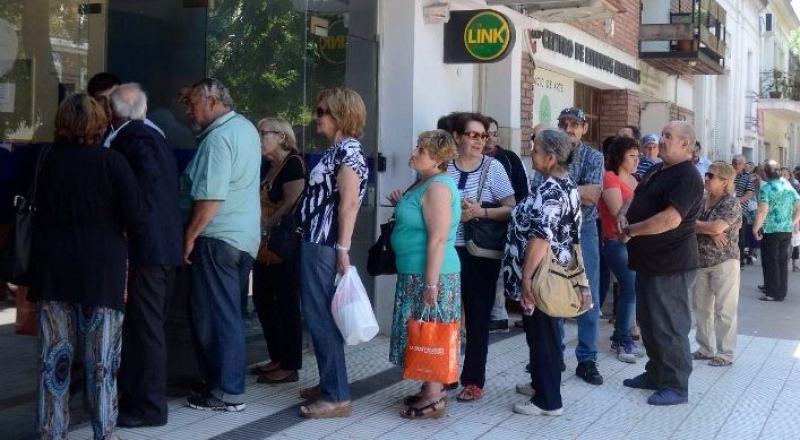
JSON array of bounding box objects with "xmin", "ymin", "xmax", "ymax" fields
[{"xmin": 622, "ymin": 225, "xmax": 631, "ymax": 236}]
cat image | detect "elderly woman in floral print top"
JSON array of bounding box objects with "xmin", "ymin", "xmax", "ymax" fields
[{"xmin": 692, "ymin": 162, "xmax": 741, "ymax": 367}]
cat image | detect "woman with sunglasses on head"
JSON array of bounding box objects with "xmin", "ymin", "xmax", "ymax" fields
[
  {"xmin": 387, "ymin": 130, "xmax": 461, "ymax": 419},
  {"xmin": 446, "ymin": 112, "xmax": 515, "ymax": 403},
  {"xmin": 296, "ymin": 87, "xmax": 368, "ymax": 419},
  {"xmin": 692, "ymin": 162, "xmax": 742, "ymax": 367},
  {"xmin": 249, "ymin": 118, "xmax": 307, "ymax": 384}
]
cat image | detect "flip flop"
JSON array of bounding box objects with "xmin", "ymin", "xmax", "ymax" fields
[
  {"xmin": 691, "ymin": 350, "xmax": 714, "ymax": 361},
  {"xmin": 400, "ymin": 397, "xmax": 446, "ymax": 419},
  {"xmin": 708, "ymin": 357, "xmax": 732, "ymax": 367}
]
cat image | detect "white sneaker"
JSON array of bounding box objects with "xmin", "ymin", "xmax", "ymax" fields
[
  {"xmin": 515, "ymin": 381, "xmax": 535, "ymax": 397},
  {"xmin": 513, "ymin": 400, "xmax": 563, "ymax": 416}
]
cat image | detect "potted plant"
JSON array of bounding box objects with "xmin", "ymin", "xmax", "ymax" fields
[{"xmin": 761, "ymin": 69, "xmax": 787, "ymax": 99}]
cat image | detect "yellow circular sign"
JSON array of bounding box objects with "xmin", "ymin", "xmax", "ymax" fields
[{"xmin": 463, "ymin": 11, "xmax": 511, "ymax": 61}]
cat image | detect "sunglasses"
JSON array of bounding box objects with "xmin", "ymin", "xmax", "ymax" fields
[
  {"xmin": 705, "ymin": 172, "xmax": 726, "ymax": 181},
  {"xmin": 315, "ymin": 107, "xmax": 332, "ymax": 118},
  {"xmin": 462, "ymin": 131, "xmax": 489, "ymax": 141},
  {"xmin": 259, "ymin": 129, "xmax": 280, "ymax": 137}
]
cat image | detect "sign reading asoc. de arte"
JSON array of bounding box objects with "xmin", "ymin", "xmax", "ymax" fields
[{"xmin": 444, "ymin": 9, "xmax": 515, "ymax": 64}]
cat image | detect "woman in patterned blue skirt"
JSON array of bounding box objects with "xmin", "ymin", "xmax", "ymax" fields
[
  {"xmin": 29, "ymin": 94, "xmax": 140, "ymax": 439},
  {"xmin": 387, "ymin": 130, "xmax": 461, "ymax": 419}
]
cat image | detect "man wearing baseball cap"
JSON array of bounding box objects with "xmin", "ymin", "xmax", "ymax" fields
[
  {"xmin": 636, "ymin": 134, "xmax": 660, "ymax": 180},
  {"xmin": 527, "ymin": 107, "xmax": 605, "ymax": 386}
]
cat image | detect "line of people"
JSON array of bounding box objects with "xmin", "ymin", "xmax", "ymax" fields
[{"xmin": 18, "ymin": 70, "xmax": 800, "ymax": 438}]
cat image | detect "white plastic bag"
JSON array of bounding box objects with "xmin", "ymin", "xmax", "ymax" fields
[
  {"xmin": 792, "ymin": 230, "xmax": 800, "ymax": 248},
  {"xmin": 332, "ymin": 266, "xmax": 379, "ymax": 345}
]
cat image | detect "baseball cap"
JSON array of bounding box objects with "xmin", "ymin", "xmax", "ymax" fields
[
  {"xmin": 558, "ymin": 107, "xmax": 586, "ymax": 123},
  {"xmin": 641, "ymin": 134, "xmax": 659, "ymax": 146}
]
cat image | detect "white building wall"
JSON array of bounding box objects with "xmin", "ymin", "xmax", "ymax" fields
[{"xmin": 694, "ymin": 0, "xmax": 765, "ymax": 163}]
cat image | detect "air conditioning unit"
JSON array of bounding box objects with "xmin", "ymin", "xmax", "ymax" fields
[{"xmin": 485, "ymin": 0, "xmax": 619, "ymax": 22}]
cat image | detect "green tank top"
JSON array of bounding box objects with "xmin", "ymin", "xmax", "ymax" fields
[{"xmin": 390, "ymin": 174, "xmax": 461, "ymax": 275}]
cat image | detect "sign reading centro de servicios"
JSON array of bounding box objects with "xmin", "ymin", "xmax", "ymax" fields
[{"xmin": 444, "ymin": 9, "xmax": 515, "ymax": 64}]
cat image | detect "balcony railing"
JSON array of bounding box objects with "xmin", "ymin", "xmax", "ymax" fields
[
  {"xmin": 639, "ymin": 0, "xmax": 727, "ymax": 75},
  {"xmin": 760, "ymin": 69, "xmax": 800, "ymax": 101}
]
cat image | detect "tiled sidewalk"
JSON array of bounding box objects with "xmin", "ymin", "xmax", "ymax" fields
[{"xmin": 65, "ymin": 321, "xmax": 800, "ymax": 440}]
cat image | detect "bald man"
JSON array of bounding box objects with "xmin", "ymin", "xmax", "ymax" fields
[{"xmin": 616, "ymin": 121, "xmax": 703, "ymax": 406}]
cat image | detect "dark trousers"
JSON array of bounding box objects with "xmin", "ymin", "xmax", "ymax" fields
[
  {"xmin": 188, "ymin": 237, "xmax": 254, "ymax": 403},
  {"xmin": 761, "ymin": 232, "xmax": 791, "ymax": 300},
  {"xmin": 636, "ymin": 271, "xmax": 695, "ymax": 394},
  {"xmin": 252, "ymin": 260, "xmax": 302, "ymax": 370},
  {"xmin": 456, "ymin": 247, "xmax": 500, "ymax": 389},
  {"xmin": 524, "ymin": 309, "xmax": 562, "ymax": 411},
  {"xmin": 118, "ymin": 265, "xmax": 177, "ymax": 424}
]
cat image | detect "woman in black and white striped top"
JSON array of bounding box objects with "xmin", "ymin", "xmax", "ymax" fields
[{"xmin": 445, "ymin": 112, "xmax": 515, "ymax": 403}]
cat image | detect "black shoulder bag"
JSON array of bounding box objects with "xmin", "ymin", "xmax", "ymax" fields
[
  {"xmin": 464, "ymin": 158, "xmax": 509, "ymax": 259},
  {"xmin": 0, "ymin": 145, "xmax": 52, "ymax": 285},
  {"xmin": 267, "ymin": 192, "xmax": 337, "ymax": 261}
]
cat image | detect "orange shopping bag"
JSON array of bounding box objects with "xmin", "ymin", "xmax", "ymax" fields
[
  {"xmin": 15, "ymin": 286, "xmax": 37, "ymax": 336},
  {"xmin": 403, "ymin": 309, "xmax": 459, "ymax": 384}
]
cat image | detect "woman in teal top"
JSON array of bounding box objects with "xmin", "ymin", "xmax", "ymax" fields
[{"xmin": 387, "ymin": 130, "xmax": 461, "ymax": 419}]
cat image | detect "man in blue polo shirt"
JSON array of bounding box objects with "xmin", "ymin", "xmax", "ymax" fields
[{"xmin": 181, "ymin": 78, "xmax": 261, "ymax": 412}]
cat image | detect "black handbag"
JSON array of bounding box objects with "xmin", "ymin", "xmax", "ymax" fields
[
  {"xmin": 267, "ymin": 193, "xmax": 338, "ymax": 261},
  {"xmin": 0, "ymin": 145, "xmax": 51, "ymax": 285},
  {"xmin": 464, "ymin": 158, "xmax": 508, "ymax": 259},
  {"xmin": 367, "ymin": 217, "xmax": 396, "ymax": 276}
]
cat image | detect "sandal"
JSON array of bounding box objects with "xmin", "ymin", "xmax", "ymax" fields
[
  {"xmin": 257, "ymin": 369, "xmax": 299, "ymax": 384},
  {"xmin": 691, "ymin": 350, "xmax": 714, "ymax": 361},
  {"xmin": 299, "ymin": 385, "xmax": 321, "ymax": 401},
  {"xmin": 402, "ymin": 383, "xmax": 448, "ymax": 406},
  {"xmin": 299, "ymin": 400, "xmax": 352, "ymax": 419},
  {"xmin": 249, "ymin": 361, "xmax": 280, "ymax": 375},
  {"xmin": 400, "ymin": 397, "xmax": 446, "ymax": 419},
  {"xmin": 708, "ymin": 357, "xmax": 732, "ymax": 367},
  {"xmin": 456, "ymin": 384, "xmax": 483, "ymax": 402}
]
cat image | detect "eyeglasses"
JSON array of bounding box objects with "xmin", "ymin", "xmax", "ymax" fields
[
  {"xmin": 705, "ymin": 172, "xmax": 726, "ymax": 181},
  {"xmin": 462, "ymin": 131, "xmax": 489, "ymax": 141},
  {"xmin": 315, "ymin": 107, "xmax": 332, "ymax": 118},
  {"xmin": 259, "ymin": 129, "xmax": 280, "ymax": 137},
  {"xmin": 487, "ymin": 131, "xmax": 498, "ymax": 137}
]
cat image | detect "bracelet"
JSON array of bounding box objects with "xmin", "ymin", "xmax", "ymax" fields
[
  {"xmin": 423, "ymin": 283, "xmax": 439, "ymax": 290},
  {"xmin": 334, "ymin": 243, "xmax": 350, "ymax": 251}
]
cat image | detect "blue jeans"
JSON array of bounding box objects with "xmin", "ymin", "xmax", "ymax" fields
[
  {"xmin": 188, "ymin": 237, "xmax": 253, "ymax": 404},
  {"xmin": 602, "ymin": 239, "xmax": 636, "ymax": 344},
  {"xmin": 560, "ymin": 220, "xmax": 600, "ymax": 362},
  {"xmin": 299, "ymin": 241, "xmax": 350, "ymax": 402}
]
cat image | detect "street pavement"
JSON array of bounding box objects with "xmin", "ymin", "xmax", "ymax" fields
[{"xmin": 1, "ymin": 259, "xmax": 800, "ymax": 440}]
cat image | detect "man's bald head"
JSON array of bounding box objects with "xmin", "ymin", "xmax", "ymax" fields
[
  {"xmin": 660, "ymin": 120, "xmax": 695, "ymax": 165},
  {"xmin": 110, "ymin": 83, "xmax": 148, "ymax": 122}
]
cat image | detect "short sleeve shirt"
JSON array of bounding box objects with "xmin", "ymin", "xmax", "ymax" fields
[
  {"xmin": 447, "ymin": 156, "xmax": 515, "ymax": 245},
  {"xmin": 733, "ymin": 172, "xmax": 754, "ymax": 213},
  {"xmin": 502, "ymin": 175, "xmax": 581, "ymax": 301},
  {"xmin": 530, "ymin": 142, "xmax": 603, "ymax": 222},
  {"xmin": 598, "ymin": 171, "xmax": 635, "ymax": 239},
  {"xmin": 697, "ymin": 195, "xmax": 741, "ymax": 268},
  {"xmin": 299, "ymin": 138, "xmax": 368, "ymax": 246},
  {"xmin": 759, "ymin": 178, "xmax": 800, "ymax": 233},
  {"xmin": 181, "ymin": 111, "xmax": 262, "ymax": 257},
  {"xmin": 626, "ymin": 161, "xmax": 704, "ymax": 275}
]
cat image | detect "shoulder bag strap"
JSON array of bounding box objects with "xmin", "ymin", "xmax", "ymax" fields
[
  {"xmin": 277, "ymin": 155, "xmax": 308, "ymax": 216},
  {"xmin": 476, "ymin": 157, "xmax": 493, "ymax": 202}
]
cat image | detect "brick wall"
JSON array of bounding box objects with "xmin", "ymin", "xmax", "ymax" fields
[
  {"xmin": 520, "ymin": 51, "xmax": 535, "ymax": 157},
  {"xmin": 670, "ymin": 105, "xmax": 695, "ymax": 126},
  {"xmin": 567, "ymin": 0, "xmax": 642, "ymax": 58},
  {"xmin": 598, "ymin": 89, "xmax": 641, "ymax": 140}
]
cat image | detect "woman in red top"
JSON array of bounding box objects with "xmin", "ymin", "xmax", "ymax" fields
[{"xmin": 598, "ymin": 137, "xmax": 641, "ymax": 364}]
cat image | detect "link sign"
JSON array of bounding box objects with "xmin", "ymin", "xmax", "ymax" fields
[{"xmin": 444, "ymin": 9, "xmax": 515, "ymax": 64}]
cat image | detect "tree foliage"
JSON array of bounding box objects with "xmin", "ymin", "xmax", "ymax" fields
[{"xmin": 207, "ymin": 0, "xmax": 345, "ymax": 146}]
